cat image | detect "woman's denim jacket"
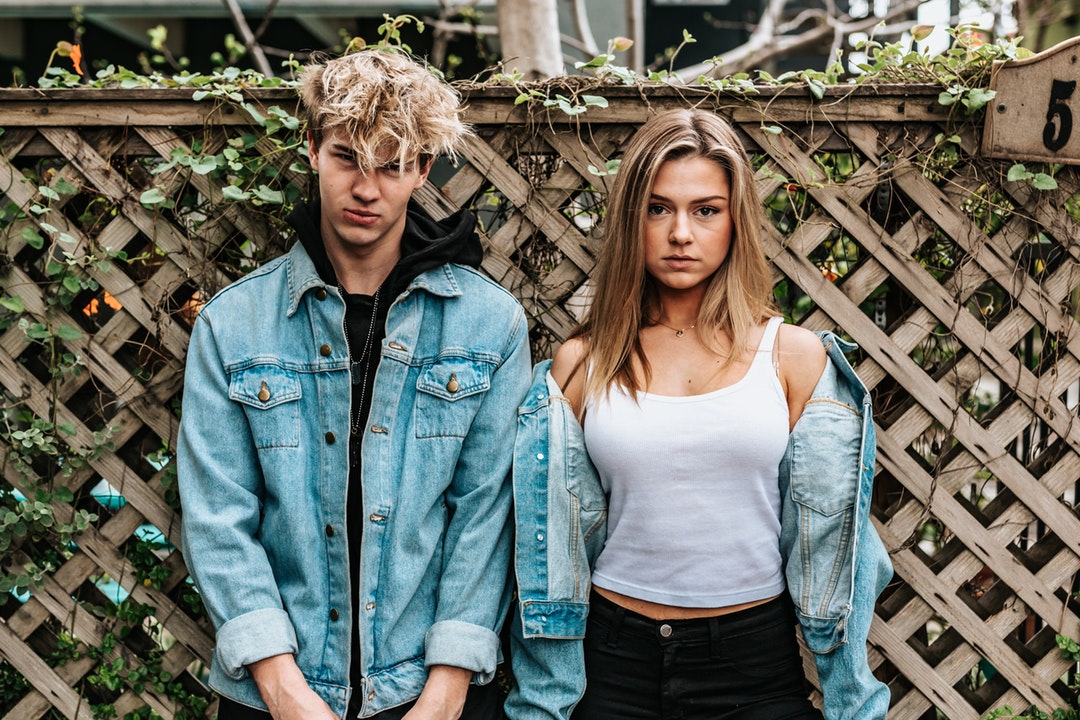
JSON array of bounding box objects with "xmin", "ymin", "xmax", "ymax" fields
[
  {"xmin": 178, "ymin": 242, "xmax": 531, "ymax": 717},
  {"xmin": 505, "ymin": 333, "xmax": 893, "ymax": 720}
]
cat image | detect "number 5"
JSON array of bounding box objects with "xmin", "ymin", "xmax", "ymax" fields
[{"xmin": 1043, "ymin": 78, "xmax": 1076, "ymax": 152}]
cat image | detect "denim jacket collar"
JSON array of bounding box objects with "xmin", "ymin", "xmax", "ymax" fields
[{"xmin": 284, "ymin": 242, "xmax": 465, "ymax": 318}]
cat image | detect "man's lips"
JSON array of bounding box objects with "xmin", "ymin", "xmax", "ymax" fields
[{"xmin": 344, "ymin": 208, "xmax": 379, "ymax": 225}]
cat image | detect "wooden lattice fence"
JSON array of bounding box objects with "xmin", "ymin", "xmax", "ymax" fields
[{"xmin": 0, "ymin": 83, "xmax": 1079, "ymax": 720}]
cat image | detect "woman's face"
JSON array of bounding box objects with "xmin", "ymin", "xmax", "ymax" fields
[{"xmin": 642, "ymin": 154, "xmax": 733, "ymax": 296}]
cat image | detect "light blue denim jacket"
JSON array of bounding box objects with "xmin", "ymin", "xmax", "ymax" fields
[
  {"xmin": 178, "ymin": 241, "xmax": 531, "ymax": 717},
  {"xmin": 505, "ymin": 332, "xmax": 893, "ymax": 720}
]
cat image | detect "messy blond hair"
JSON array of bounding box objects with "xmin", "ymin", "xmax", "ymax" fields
[
  {"xmin": 299, "ymin": 49, "xmax": 469, "ymax": 167},
  {"xmin": 579, "ymin": 108, "xmax": 777, "ymax": 403}
]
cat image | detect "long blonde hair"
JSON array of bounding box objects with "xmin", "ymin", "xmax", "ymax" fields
[{"xmin": 578, "ymin": 108, "xmax": 777, "ymax": 404}]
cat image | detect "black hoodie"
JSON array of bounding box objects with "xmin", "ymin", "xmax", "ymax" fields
[{"xmin": 285, "ymin": 198, "xmax": 484, "ymax": 711}]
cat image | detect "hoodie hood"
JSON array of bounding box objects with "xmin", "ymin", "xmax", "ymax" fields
[{"xmin": 286, "ymin": 198, "xmax": 483, "ymax": 297}]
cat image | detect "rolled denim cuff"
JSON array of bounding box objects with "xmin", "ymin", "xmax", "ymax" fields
[
  {"xmin": 215, "ymin": 608, "xmax": 298, "ymax": 679},
  {"xmin": 424, "ymin": 620, "xmax": 500, "ymax": 683}
]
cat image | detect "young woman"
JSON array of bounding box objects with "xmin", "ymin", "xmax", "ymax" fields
[{"xmin": 506, "ymin": 109, "xmax": 892, "ymax": 720}]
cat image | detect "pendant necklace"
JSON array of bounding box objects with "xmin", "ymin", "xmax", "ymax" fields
[{"xmin": 655, "ymin": 319, "xmax": 696, "ymax": 338}]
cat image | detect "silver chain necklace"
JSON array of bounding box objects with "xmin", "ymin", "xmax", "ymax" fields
[{"xmin": 342, "ymin": 286, "xmax": 381, "ymax": 436}]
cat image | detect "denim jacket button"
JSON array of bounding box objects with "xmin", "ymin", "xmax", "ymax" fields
[
  {"xmin": 315, "ymin": 287, "xmax": 328, "ymax": 301},
  {"xmin": 325, "ymin": 524, "xmax": 334, "ymax": 537},
  {"xmin": 536, "ymin": 453, "xmax": 544, "ymax": 460},
  {"xmin": 325, "ymin": 431, "xmax": 336, "ymax": 444},
  {"xmin": 319, "ymin": 343, "xmax": 332, "ymax": 357},
  {"xmin": 365, "ymin": 602, "xmax": 376, "ymax": 611},
  {"xmin": 371, "ymin": 425, "xmax": 388, "ymax": 434},
  {"xmin": 388, "ymin": 341, "xmax": 407, "ymax": 351},
  {"xmin": 367, "ymin": 691, "xmax": 376, "ymax": 700},
  {"xmin": 329, "ymin": 608, "xmax": 339, "ymax": 621},
  {"xmin": 536, "ymin": 532, "xmax": 544, "ymax": 542}
]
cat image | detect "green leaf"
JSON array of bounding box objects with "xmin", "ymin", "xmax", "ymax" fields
[
  {"xmin": 581, "ymin": 95, "xmax": 609, "ymax": 108},
  {"xmin": 805, "ymin": 77, "xmax": 826, "ymax": 100},
  {"xmin": 938, "ymin": 92, "xmax": 956, "ymax": 107},
  {"xmin": 54, "ymin": 486, "xmax": 75, "ymax": 502},
  {"xmin": 62, "ymin": 276, "xmax": 83, "ymax": 293},
  {"xmin": 192, "ymin": 90, "xmax": 211, "ymax": 101},
  {"xmin": 0, "ymin": 296, "xmax": 24, "ymax": 313},
  {"xmin": 253, "ymin": 185, "xmax": 284, "ymax": 204},
  {"xmin": 25, "ymin": 323, "xmax": 51, "ymax": 340},
  {"xmin": 38, "ymin": 185, "xmax": 60, "ymax": 201},
  {"xmin": 140, "ymin": 188, "xmax": 167, "ymax": 205},
  {"xmin": 54, "ymin": 177, "xmax": 79, "ymax": 196},
  {"xmin": 962, "ymin": 87, "xmax": 996, "ymax": 112},
  {"xmin": 53, "ymin": 324, "xmax": 83, "ymax": 341},
  {"xmin": 577, "ymin": 55, "xmax": 612, "ymax": 69},
  {"xmin": 189, "ymin": 156, "xmax": 220, "ymax": 175},
  {"xmin": 1007, "ymin": 164, "xmax": 1032, "ymax": 182},
  {"xmin": 221, "ymin": 185, "xmax": 251, "ymax": 201},
  {"xmin": 1031, "ymin": 173, "xmax": 1058, "ymax": 190},
  {"xmin": 762, "ymin": 125, "xmax": 783, "ymax": 135},
  {"xmin": 19, "ymin": 227, "xmax": 44, "ymax": 249}
]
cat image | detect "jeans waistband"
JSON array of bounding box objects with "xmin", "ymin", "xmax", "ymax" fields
[{"xmin": 589, "ymin": 590, "xmax": 793, "ymax": 644}]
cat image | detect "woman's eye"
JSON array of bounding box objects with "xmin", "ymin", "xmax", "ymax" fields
[
  {"xmin": 698, "ymin": 206, "xmax": 719, "ymax": 217},
  {"xmin": 647, "ymin": 204, "xmax": 666, "ymax": 215}
]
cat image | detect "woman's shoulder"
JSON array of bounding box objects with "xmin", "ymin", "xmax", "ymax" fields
[
  {"xmin": 776, "ymin": 322, "xmax": 827, "ymax": 403},
  {"xmin": 551, "ymin": 337, "xmax": 588, "ymax": 386},
  {"xmin": 776, "ymin": 322, "xmax": 826, "ymax": 358},
  {"xmin": 551, "ymin": 337, "xmax": 589, "ymax": 411}
]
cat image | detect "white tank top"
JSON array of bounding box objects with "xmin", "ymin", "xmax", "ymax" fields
[{"xmin": 583, "ymin": 317, "xmax": 789, "ymax": 607}]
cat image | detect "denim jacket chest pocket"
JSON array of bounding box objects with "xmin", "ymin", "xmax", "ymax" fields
[
  {"xmin": 415, "ymin": 356, "xmax": 495, "ymax": 438},
  {"xmin": 228, "ymin": 365, "xmax": 303, "ymax": 449}
]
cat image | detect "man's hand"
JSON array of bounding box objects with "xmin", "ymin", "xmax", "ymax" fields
[
  {"xmin": 249, "ymin": 654, "xmax": 338, "ymax": 720},
  {"xmin": 401, "ymin": 665, "xmax": 472, "ymax": 720}
]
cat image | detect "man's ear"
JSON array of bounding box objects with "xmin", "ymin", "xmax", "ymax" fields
[
  {"xmin": 307, "ymin": 132, "xmax": 319, "ymax": 172},
  {"xmin": 415, "ymin": 156, "xmax": 434, "ymax": 187}
]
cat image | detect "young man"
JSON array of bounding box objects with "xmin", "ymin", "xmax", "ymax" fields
[{"xmin": 178, "ymin": 50, "xmax": 531, "ymax": 720}]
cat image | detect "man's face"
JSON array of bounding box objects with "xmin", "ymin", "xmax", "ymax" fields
[{"xmin": 309, "ymin": 130, "xmax": 431, "ymax": 258}]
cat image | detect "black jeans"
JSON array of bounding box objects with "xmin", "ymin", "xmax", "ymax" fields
[
  {"xmin": 217, "ymin": 679, "xmax": 504, "ymax": 720},
  {"xmin": 572, "ymin": 592, "xmax": 824, "ymax": 720}
]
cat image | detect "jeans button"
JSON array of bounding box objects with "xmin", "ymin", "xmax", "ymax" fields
[{"xmin": 659, "ymin": 623, "xmax": 673, "ymax": 638}]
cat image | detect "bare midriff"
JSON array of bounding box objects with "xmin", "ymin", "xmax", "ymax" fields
[{"xmin": 593, "ymin": 585, "xmax": 781, "ymax": 621}]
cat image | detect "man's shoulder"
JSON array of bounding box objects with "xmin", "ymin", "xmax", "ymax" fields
[
  {"xmin": 200, "ymin": 253, "xmax": 292, "ymax": 315},
  {"xmin": 445, "ymin": 263, "xmax": 521, "ymax": 309}
]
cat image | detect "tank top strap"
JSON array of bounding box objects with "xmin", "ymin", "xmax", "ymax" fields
[
  {"xmin": 755, "ymin": 316, "xmax": 784, "ymax": 376},
  {"xmin": 757, "ymin": 316, "xmax": 784, "ymax": 354}
]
